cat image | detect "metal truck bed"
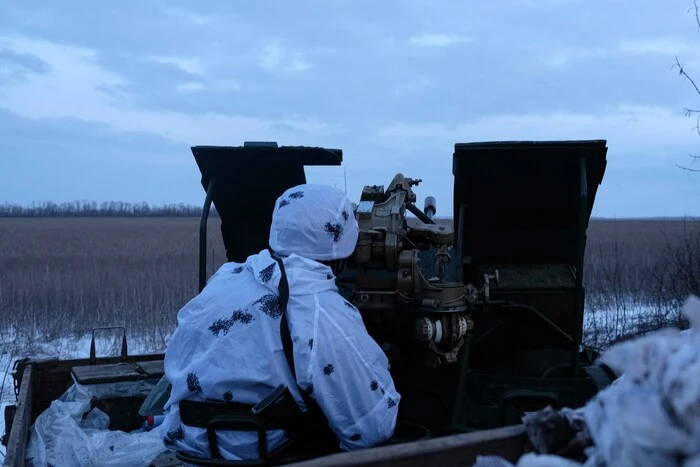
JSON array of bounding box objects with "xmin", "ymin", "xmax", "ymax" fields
[
  {"xmin": 284, "ymin": 425, "xmax": 528, "ymax": 467},
  {"xmin": 3, "ymin": 355, "xmax": 530, "ymax": 467},
  {"xmin": 148, "ymin": 425, "xmax": 527, "ymax": 467}
]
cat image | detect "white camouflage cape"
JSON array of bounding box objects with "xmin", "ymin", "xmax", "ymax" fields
[{"xmin": 160, "ymin": 184, "xmax": 400, "ymax": 461}]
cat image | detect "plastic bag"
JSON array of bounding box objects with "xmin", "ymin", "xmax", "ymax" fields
[
  {"xmin": 473, "ymin": 455, "xmax": 516, "ymax": 466},
  {"xmin": 138, "ymin": 374, "xmax": 171, "ymax": 416},
  {"xmin": 516, "ymin": 453, "xmax": 584, "ymax": 466},
  {"xmin": 26, "ymin": 381, "xmax": 169, "ymax": 467},
  {"xmin": 472, "ymin": 453, "xmax": 586, "ymax": 467}
]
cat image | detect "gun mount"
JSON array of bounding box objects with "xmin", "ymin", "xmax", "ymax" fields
[
  {"xmin": 188, "ymin": 140, "xmax": 612, "ymax": 438},
  {"xmin": 342, "ymin": 173, "xmax": 497, "ymax": 368}
]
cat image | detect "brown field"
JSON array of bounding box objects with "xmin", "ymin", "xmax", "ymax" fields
[{"xmin": 0, "ymin": 217, "xmax": 698, "ymax": 352}]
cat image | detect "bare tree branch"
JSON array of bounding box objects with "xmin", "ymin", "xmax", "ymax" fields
[
  {"xmin": 675, "ymin": 29, "xmax": 700, "ymax": 173},
  {"xmin": 676, "ymin": 164, "xmax": 700, "ymax": 172},
  {"xmin": 674, "ymin": 55, "xmax": 700, "ymax": 96},
  {"xmin": 677, "ymin": 153, "xmax": 700, "ymax": 172}
]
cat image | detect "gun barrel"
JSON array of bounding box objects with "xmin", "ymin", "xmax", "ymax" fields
[{"xmin": 424, "ymin": 196, "xmax": 437, "ymax": 219}]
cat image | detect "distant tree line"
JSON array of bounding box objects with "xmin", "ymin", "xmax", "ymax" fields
[{"xmin": 0, "ymin": 201, "xmax": 220, "ymax": 217}]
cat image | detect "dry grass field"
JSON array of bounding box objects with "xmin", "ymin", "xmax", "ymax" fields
[
  {"xmin": 583, "ymin": 219, "xmax": 700, "ymax": 345},
  {"xmin": 0, "ymin": 217, "xmax": 224, "ymax": 352},
  {"xmin": 0, "ymin": 216, "xmax": 698, "ymax": 354}
]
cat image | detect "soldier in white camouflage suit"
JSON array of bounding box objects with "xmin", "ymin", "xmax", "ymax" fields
[{"xmin": 160, "ymin": 183, "xmax": 400, "ymax": 462}]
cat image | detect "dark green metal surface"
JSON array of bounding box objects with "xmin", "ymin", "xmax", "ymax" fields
[
  {"xmin": 192, "ymin": 143, "xmax": 343, "ymax": 270},
  {"xmin": 452, "ymin": 140, "xmax": 607, "ymax": 384},
  {"xmin": 452, "ymin": 140, "xmax": 607, "ymax": 267}
]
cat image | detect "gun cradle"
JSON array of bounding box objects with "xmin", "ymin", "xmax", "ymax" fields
[{"xmin": 344, "ymin": 173, "xmax": 490, "ymax": 368}]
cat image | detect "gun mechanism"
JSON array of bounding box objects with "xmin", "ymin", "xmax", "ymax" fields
[{"xmin": 343, "ymin": 174, "xmax": 498, "ymax": 368}]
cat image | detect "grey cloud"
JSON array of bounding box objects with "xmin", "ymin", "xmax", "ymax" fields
[
  {"xmin": 0, "ymin": 2, "xmax": 218, "ymax": 56},
  {"xmin": 0, "ymin": 48, "xmax": 51, "ymax": 87},
  {"xmin": 0, "ymin": 0, "xmax": 699, "ymax": 217},
  {"xmin": 0, "ymin": 109, "xmax": 201, "ymax": 204},
  {"xmin": 0, "ymin": 48, "xmax": 51, "ymax": 74}
]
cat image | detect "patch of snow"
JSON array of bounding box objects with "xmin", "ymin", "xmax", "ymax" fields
[{"xmin": 584, "ymin": 304, "xmax": 659, "ymax": 339}]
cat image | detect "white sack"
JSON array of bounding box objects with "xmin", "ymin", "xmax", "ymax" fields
[
  {"xmin": 26, "ymin": 382, "xmax": 167, "ymax": 467},
  {"xmin": 582, "ymin": 295, "xmax": 700, "ymax": 467}
]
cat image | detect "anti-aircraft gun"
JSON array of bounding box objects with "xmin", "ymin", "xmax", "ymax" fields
[
  {"xmin": 188, "ymin": 140, "xmax": 614, "ymax": 437},
  {"xmin": 1, "ymin": 140, "xmax": 616, "ymax": 467},
  {"xmin": 341, "ymin": 173, "xmax": 486, "ymax": 370},
  {"xmin": 328, "ymin": 141, "xmax": 615, "ymax": 441}
]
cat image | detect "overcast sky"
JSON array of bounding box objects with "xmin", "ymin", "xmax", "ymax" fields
[{"xmin": 1, "ymin": 0, "xmax": 700, "ymax": 218}]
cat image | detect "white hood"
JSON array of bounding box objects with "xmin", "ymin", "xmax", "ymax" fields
[{"xmin": 269, "ymin": 184, "xmax": 359, "ymax": 261}]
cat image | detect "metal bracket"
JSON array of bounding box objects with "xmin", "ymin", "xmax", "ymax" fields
[
  {"xmin": 199, "ymin": 177, "xmax": 217, "ymax": 292},
  {"xmin": 89, "ymin": 326, "xmax": 128, "ymax": 364}
]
